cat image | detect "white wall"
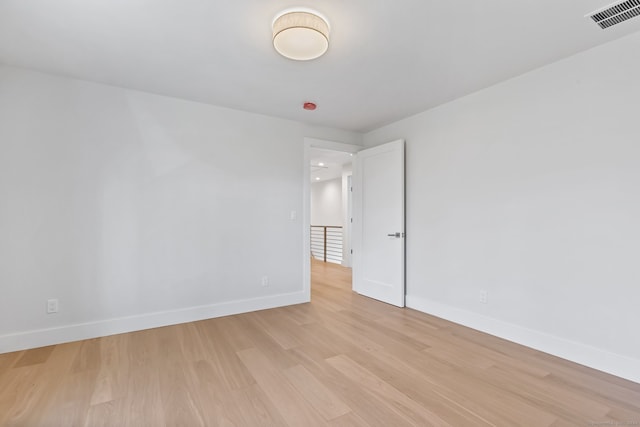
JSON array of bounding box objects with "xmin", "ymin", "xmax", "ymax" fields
[
  {"xmin": 310, "ymin": 177, "xmax": 343, "ymax": 226},
  {"xmin": 0, "ymin": 65, "xmax": 360, "ymax": 352},
  {"xmin": 364, "ymin": 33, "xmax": 640, "ymax": 383}
]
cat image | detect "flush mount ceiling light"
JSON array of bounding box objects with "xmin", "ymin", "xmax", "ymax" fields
[{"xmin": 272, "ymin": 9, "xmax": 330, "ymax": 61}]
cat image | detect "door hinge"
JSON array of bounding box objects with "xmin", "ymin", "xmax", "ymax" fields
[{"xmin": 350, "ymin": 249, "xmax": 353, "ymax": 254}]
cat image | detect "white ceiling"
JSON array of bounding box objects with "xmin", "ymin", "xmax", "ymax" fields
[
  {"xmin": 310, "ymin": 148, "xmax": 353, "ymax": 182},
  {"xmin": 1, "ymin": 1, "xmax": 639, "ymax": 132}
]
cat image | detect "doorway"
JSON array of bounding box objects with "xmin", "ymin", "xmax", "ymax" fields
[
  {"xmin": 304, "ymin": 138, "xmax": 406, "ymax": 307},
  {"xmin": 303, "ymin": 138, "xmax": 362, "ymax": 301},
  {"xmin": 309, "ymin": 148, "xmax": 352, "ymax": 265}
]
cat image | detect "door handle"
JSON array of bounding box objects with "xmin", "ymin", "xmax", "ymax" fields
[{"xmin": 387, "ymin": 232, "xmax": 402, "ymax": 238}]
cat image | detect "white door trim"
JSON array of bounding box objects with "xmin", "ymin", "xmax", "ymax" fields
[{"xmin": 303, "ymin": 138, "xmax": 363, "ymax": 301}]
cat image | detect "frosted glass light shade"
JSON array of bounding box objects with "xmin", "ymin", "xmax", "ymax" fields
[{"xmin": 273, "ymin": 11, "xmax": 329, "ymax": 61}]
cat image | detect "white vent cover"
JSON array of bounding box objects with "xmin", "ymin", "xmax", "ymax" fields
[{"xmin": 587, "ymin": 0, "xmax": 640, "ymax": 29}]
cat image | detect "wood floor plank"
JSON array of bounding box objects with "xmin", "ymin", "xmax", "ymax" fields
[
  {"xmin": 1, "ymin": 341, "xmax": 82, "ymax": 426},
  {"xmin": 158, "ymin": 361, "xmax": 206, "ymax": 427},
  {"xmin": 178, "ymin": 359, "xmax": 239, "ymax": 426},
  {"xmin": 326, "ymin": 353, "xmax": 455, "ymax": 426},
  {"xmin": 236, "ymin": 347, "xmax": 327, "ymax": 426},
  {"xmin": 217, "ymin": 384, "xmax": 291, "ymax": 426},
  {"xmin": 342, "ymin": 346, "xmax": 496, "ymax": 426},
  {"xmin": 278, "ymin": 302, "xmax": 323, "ymax": 326},
  {"xmin": 121, "ymin": 365, "xmax": 165, "ymax": 427},
  {"xmin": 12, "ymin": 345, "xmax": 56, "ymax": 368},
  {"xmin": 239, "ymin": 311, "xmax": 302, "ymax": 370},
  {"xmin": 35, "ymin": 369, "xmax": 98, "ymax": 427},
  {"xmin": 249, "ymin": 309, "xmax": 305, "ymax": 350},
  {"xmin": 0, "ymin": 365, "xmax": 44, "ymax": 425},
  {"xmin": 84, "ymin": 399, "xmax": 123, "ymax": 427},
  {"xmin": 210, "ymin": 314, "xmax": 262, "ymax": 352},
  {"xmin": 177, "ymin": 321, "xmax": 212, "ymax": 362},
  {"xmin": 89, "ymin": 334, "xmax": 130, "ymax": 406},
  {"xmin": 484, "ymin": 363, "xmax": 611, "ymax": 422},
  {"xmin": 0, "ymin": 351, "xmax": 21, "ymax": 370},
  {"xmin": 288, "ymin": 345, "xmax": 422, "ymax": 427},
  {"xmin": 0, "ymin": 259, "xmax": 638, "ymax": 426},
  {"xmin": 193, "ymin": 320, "xmax": 257, "ymax": 390},
  {"xmin": 283, "ymin": 364, "xmax": 351, "ymax": 421},
  {"xmin": 327, "ymin": 411, "xmax": 371, "ymax": 427}
]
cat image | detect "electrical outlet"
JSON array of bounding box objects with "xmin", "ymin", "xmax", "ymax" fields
[
  {"xmin": 261, "ymin": 276, "xmax": 269, "ymax": 287},
  {"xmin": 479, "ymin": 291, "xmax": 488, "ymax": 304},
  {"xmin": 47, "ymin": 299, "xmax": 59, "ymax": 314}
]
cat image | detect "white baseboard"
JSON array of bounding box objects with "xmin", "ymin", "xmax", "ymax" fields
[
  {"xmin": 406, "ymin": 295, "xmax": 640, "ymax": 384},
  {"xmin": 0, "ymin": 291, "xmax": 309, "ymax": 354}
]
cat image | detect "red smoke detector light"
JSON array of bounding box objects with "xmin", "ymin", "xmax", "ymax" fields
[{"xmin": 303, "ymin": 102, "xmax": 317, "ymax": 110}]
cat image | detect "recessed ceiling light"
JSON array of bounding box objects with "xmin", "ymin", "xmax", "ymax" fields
[
  {"xmin": 315, "ymin": 177, "xmax": 320, "ymax": 180},
  {"xmin": 318, "ymin": 162, "xmax": 324, "ymax": 166},
  {"xmin": 273, "ymin": 9, "xmax": 330, "ymax": 61}
]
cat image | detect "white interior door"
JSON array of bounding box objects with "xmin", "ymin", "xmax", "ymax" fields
[{"xmin": 352, "ymin": 140, "xmax": 405, "ymax": 307}]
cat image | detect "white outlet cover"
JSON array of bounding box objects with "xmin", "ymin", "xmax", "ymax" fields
[
  {"xmin": 480, "ymin": 291, "xmax": 488, "ymax": 304},
  {"xmin": 47, "ymin": 299, "xmax": 59, "ymax": 313}
]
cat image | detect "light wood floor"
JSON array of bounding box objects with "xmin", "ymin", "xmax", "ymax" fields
[{"xmin": 1, "ymin": 260, "xmax": 639, "ymax": 426}]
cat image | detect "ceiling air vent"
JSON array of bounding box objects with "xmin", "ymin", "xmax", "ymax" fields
[{"xmin": 587, "ymin": 0, "xmax": 640, "ymax": 29}]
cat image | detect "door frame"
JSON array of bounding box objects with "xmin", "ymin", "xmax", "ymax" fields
[
  {"xmin": 303, "ymin": 137, "xmax": 362, "ymax": 301},
  {"xmin": 342, "ymin": 174, "xmax": 353, "ymax": 268}
]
